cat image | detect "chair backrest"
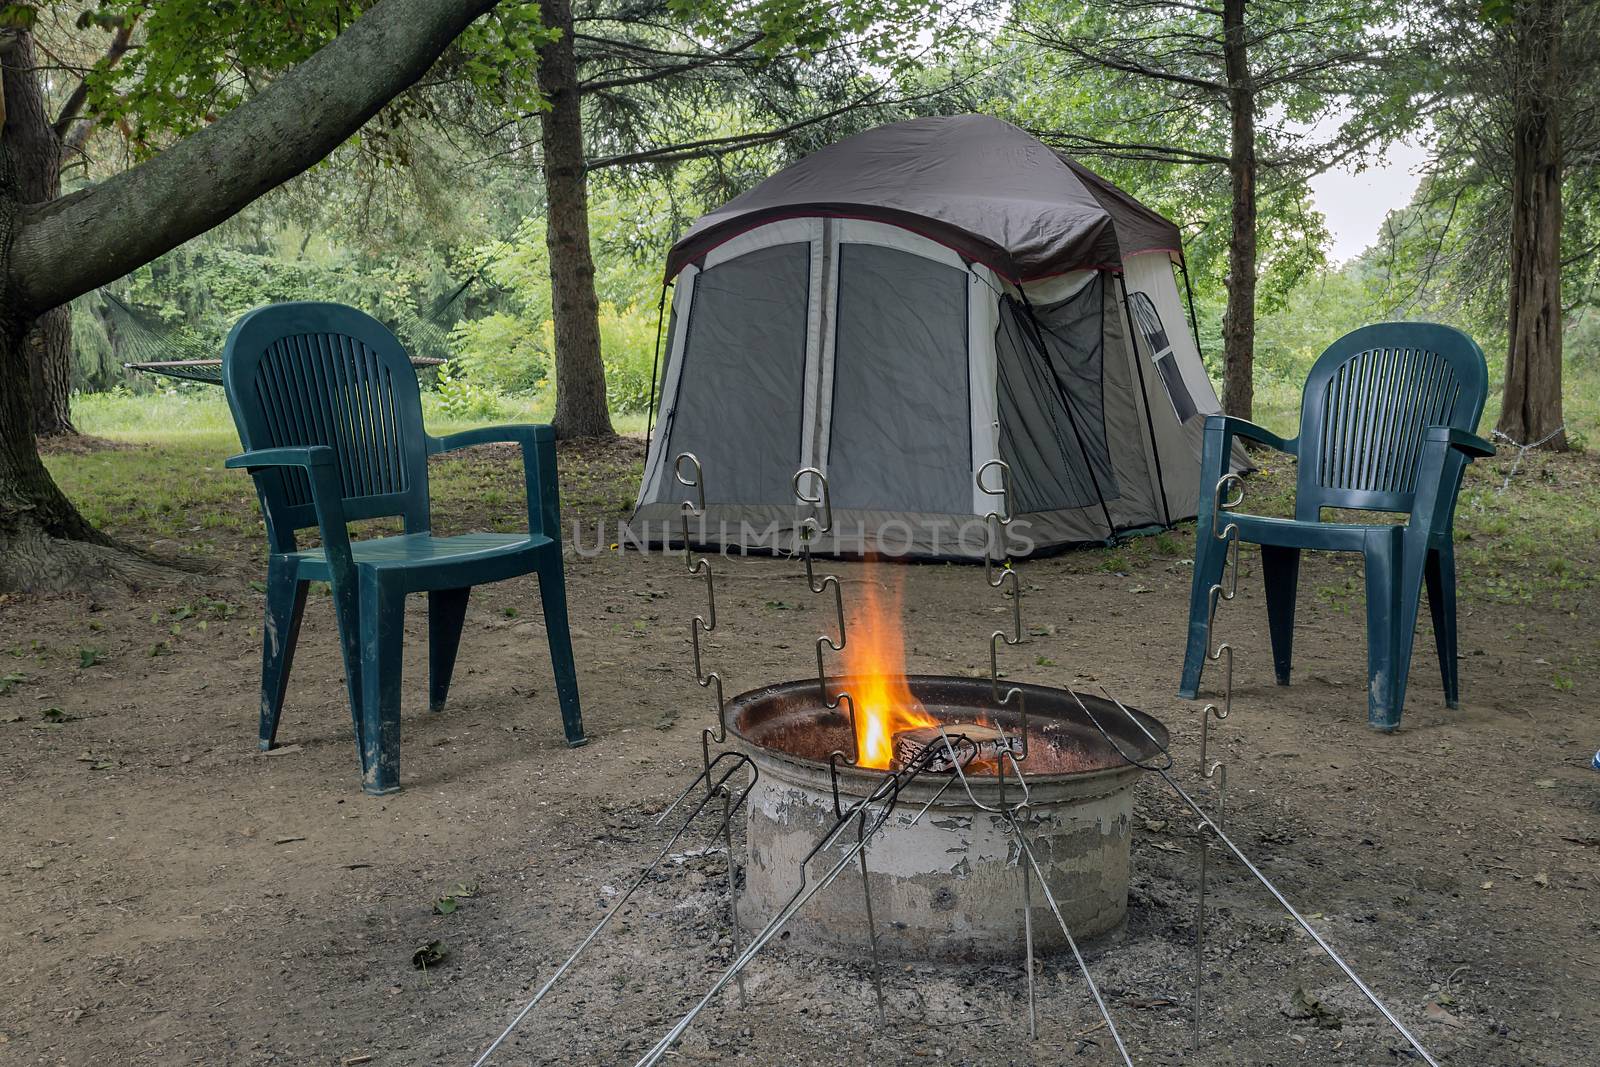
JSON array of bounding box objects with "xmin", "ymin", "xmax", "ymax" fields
[
  {"xmin": 1296, "ymin": 322, "xmax": 1488, "ymax": 521},
  {"xmin": 223, "ymin": 302, "xmax": 431, "ymax": 551}
]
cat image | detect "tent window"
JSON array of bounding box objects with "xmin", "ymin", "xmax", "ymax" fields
[
  {"xmin": 1128, "ymin": 290, "xmax": 1198, "ymax": 424},
  {"xmin": 660, "ymin": 242, "xmax": 811, "ymax": 505},
  {"xmin": 828, "ymin": 243, "xmax": 970, "ymax": 515}
]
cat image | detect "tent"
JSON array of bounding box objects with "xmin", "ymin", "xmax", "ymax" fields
[{"xmin": 631, "ymin": 114, "xmax": 1229, "ymax": 559}]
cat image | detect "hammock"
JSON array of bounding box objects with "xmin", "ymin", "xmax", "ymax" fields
[
  {"xmin": 122, "ymin": 355, "xmax": 446, "ymax": 386},
  {"xmin": 108, "ymin": 269, "xmax": 480, "ymax": 386}
]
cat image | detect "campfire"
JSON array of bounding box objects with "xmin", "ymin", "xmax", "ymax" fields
[{"xmin": 725, "ymin": 557, "xmax": 1169, "ymax": 962}]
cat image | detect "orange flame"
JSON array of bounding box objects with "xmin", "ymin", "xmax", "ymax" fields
[{"xmin": 840, "ymin": 567, "xmax": 936, "ymax": 769}]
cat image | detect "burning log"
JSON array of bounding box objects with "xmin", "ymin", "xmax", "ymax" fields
[{"xmin": 892, "ymin": 722, "xmax": 1022, "ymax": 773}]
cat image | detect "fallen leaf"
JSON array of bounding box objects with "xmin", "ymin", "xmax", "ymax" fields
[
  {"xmin": 1532, "ymin": 872, "xmax": 1549, "ymax": 887},
  {"xmin": 1534, "ymin": 778, "xmax": 1556, "ymax": 789},
  {"xmin": 1424, "ymin": 1002, "xmax": 1466, "ymax": 1029},
  {"xmin": 1285, "ymin": 987, "xmax": 1342, "ymax": 1030},
  {"xmin": 24, "ymin": 859, "xmax": 47, "ymax": 870},
  {"xmin": 1480, "ymin": 881, "xmax": 1494, "ymax": 890},
  {"xmin": 1148, "ymin": 840, "xmax": 1185, "ymax": 854},
  {"xmin": 411, "ymin": 940, "xmax": 448, "ymax": 969},
  {"xmin": 433, "ymin": 896, "xmax": 459, "ymax": 916}
]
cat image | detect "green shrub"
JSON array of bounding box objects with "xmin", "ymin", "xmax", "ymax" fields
[{"xmin": 449, "ymin": 310, "xmax": 549, "ymax": 393}]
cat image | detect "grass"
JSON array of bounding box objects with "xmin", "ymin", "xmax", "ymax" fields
[
  {"xmin": 73, "ymin": 387, "xmax": 648, "ymax": 444},
  {"xmin": 51, "ymin": 388, "xmax": 648, "ymax": 563}
]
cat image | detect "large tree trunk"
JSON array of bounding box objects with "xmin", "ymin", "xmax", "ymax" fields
[
  {"xmin": 1499, "ymin": 0, "xmax": 1568, "ymax": 452},
  {"xmin": 2, "ymin": 35, "xmax": 74, "ymax": 436},
  {"xmin": 0, "ymin": 0, "xmax": 502, "ymax": 593},
  {"xmin": 1219, "ymin": 0, "xmax": 1256, "ymax": 422},
  {"xmin": 538, "ymin": 0, "xmax": 614, "ymax": 440}
]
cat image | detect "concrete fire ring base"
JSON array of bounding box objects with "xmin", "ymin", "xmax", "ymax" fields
[
  {"xmin": 735, "ymin": 759, "xmax": 1141, "ymax": 962},
  {"xmin": 726, "ymin": 677, "xmax": 1165, "ymax": 964}
]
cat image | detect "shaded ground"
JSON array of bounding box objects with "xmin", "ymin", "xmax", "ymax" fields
[{"xmin": 2, "ymin": 434, "xmax": 1597, "ymax": 1066}]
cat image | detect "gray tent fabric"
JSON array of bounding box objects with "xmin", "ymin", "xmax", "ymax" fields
[
  {"xmin": 667, "ymin": 115, "xmax": 1181, "ymax": 283},
  {"xmin": 828, "ymin": 244, "xmax": 970, "ymax": 514},
  {"xmin": 658, "ymin": 243, "xmax": 810, "ymax": 504},
  {"xmin": 634, "ymin": 117, "xmax": 1229, "ymax": 560}
]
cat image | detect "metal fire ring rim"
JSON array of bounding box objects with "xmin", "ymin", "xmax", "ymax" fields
[{"xmin": 725, "ymin": 674, "xmax": 1168, "ymax": 805}]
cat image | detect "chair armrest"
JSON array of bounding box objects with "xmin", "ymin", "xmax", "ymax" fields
[
  {"xmin": 224, "ymin": 446, "xmax": 354, "ymax": 577},
  {"xmin": 1425, "ymin": 425, "xmax": 1496, "ymax": 459},
  {"xmin": 1204, "ymin": 414, "xmax": 1297, "ymax": 457},
  {"xmin": 426, "ymin": 424, "xmax": 560, "ymax": 537},
  {"xmin": 224, "ymin": 445, "xmax": 338, "ymax": 470},
  {"xmin": 427, "ymin": 424, "xmax": 555, "ymax": 453}
]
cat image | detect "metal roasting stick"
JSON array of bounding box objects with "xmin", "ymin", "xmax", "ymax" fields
[
  {"xmin": 470, "ymin": 753, "xmax": 758, "ymax": 1066},
  {"xmin": 1065, "ymin": 687, "xmax": 1443, "ymax": 1067},
  {"xmin": 634, "ymin": 746, "xmax": 962, "ymax": 1067},
  {"xmin": 674, "ymin": 454, "xmax": 749, "ymax": 1008},
  {"xmin": 1195, "ymin": 472, "xmax": 1242, "ymax": 1047},
  {"xmin": 937, "ymin": 730, "xmax": 1133, "ymax": 1064},
  {"xmin": 791, "ymin": 466, "xmax": 888, "ymax": 1024}
]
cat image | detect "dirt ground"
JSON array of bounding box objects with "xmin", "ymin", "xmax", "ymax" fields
[{"xmin": 2, "ymin": 437, "xmax": 1596, "ymax": 1066}]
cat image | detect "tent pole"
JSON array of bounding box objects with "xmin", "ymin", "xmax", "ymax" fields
[
  {"xmin": 1177, "ymin": 256, "xmax": 1205, "ymax": 361},
  {"xmin": 645, "ymin": 280, "xmax": 669, "ymax": 444},
  {"xmin": 1015, "ymin": 286, "xmax": 1119, "ymax": 543},
  {"xmin": 1114, "ymin": 272, "xmax": 1174, "ymax": 529}
]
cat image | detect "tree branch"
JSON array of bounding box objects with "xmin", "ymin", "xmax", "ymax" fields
[
  {"xmin": 51, "ymin": 19, "xmax": 136, "ymax": 140},
  {"xmin": 11, "ymin": 0, "xmax": 500, "ymax": 314},
  {"xmin": 579, "ymin": 34, "xmax": 763, "ymax": 94}
]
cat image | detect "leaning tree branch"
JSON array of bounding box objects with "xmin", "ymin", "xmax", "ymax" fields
[
  {"xmin": 10, "ymin": 0, "xmax": 500, "ymax": 315},
  {"xmin": 51, "ymin": 18, "xmax": 136, "ymax": 141}
]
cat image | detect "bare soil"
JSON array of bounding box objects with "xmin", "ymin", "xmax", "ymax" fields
[{"xmin": 2, "ymin": 437, "xmax": 1596, "ymax": 1066}]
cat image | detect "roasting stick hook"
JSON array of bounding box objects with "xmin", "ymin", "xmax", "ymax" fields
[
  {"xmin": 673, "ymin": 453, "xmax": 748, "ymax": 1008},
  {"xmin": 1194, "ymin": 472, "xmax": 1241, "ymax": 1047},
  {"xmin": 977, "ymin": 460, "xmax": 1029, "ymax": 761},
  {"xmin": 792, "ymin": 465, "xmax": 886, "ymax": 1023}
]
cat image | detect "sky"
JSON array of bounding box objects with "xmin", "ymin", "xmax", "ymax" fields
[{"xmin": 1308, "ymin": 138, "xmax": 1432, "ymax": 265}]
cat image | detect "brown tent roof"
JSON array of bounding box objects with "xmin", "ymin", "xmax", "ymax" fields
[{"xmin": 665, "ymin": 114, "xmax": 1182, "ymax": 283}]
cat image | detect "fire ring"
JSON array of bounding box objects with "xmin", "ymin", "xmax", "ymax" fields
[{"xmin": 727, "ymin": 674, "xmax": 1169, "ymax": 962}]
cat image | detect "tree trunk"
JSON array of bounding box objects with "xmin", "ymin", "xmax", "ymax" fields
[
  {"xmin": 538, "ymin": 0, "xmax": 614, "ymax": 439},
  {"xmin": 1219, "ymin": 0, "xmax": 1256, "ymax": 422},
  {"xmin": 0, "ymin": 0, "xmax": 502, "ymax": 592},
  {"xmin": 1499, "ymin": 0, "xmax": 1568, "ymax": 452},
  {"xmin": 2, "ymin": 35, "xmax": 74, "ymax": 436}
]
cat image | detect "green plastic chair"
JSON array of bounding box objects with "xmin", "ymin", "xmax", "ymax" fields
[
  {"xmin": 221, "ymin": 302, "xmax": 585, "ymax": 794},
  {"xmin": 1179, "ymin": 322, "xmax": 1495, "ymax": 730}
]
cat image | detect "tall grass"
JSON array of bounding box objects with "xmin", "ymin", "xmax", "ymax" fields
[{"xmin": 74, "ymin": 387, "xmax": 646, "ymax": 443}]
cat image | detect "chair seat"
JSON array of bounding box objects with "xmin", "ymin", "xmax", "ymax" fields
[
  {"xmin": 286, "ymin": 531, "xmax": 552, "ymax": 581},
  {"xmin": 1230, "ymin": 513, "xmax": 1401, "ymax": 553}
]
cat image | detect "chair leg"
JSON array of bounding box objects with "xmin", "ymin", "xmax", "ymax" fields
[
  {"xmin": 537, "ymin": 552, "xmax": 587, "ymax": 746},
  {"xmin": 359, "ymin": 574, "xmax": 406, "ymax": 795},
  {"xmin": 428, "ymin": 587, "xmax": 471, "ymax": 713},
  {"xmin": 1260, "ymin": 545, "xmax": 1300, "ymax": 686},
  {"xmin": 1362, "ymin": 529, "xmax": 1406, "ymax": 730},
  {"xmin": 1178, "ymin": 524, "xmax": 1229, "ymax": 699},
  {"xmin": 1424, "ymin": 544, "xmax": 1460, "ymax": 708},
  {"xmin": 259, "ymin": 563, "xmax": 308, "ymax": 750}
]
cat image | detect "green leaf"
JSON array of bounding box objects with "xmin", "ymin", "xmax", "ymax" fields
[{"xmin": 411, "ymin": 940, "xmax": 448, "ymax": 969}]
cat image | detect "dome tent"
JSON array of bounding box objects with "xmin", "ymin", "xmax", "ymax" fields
[{"xmin": 632, "ymin": 114, "xmax": 1228, "ymax": 559}]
